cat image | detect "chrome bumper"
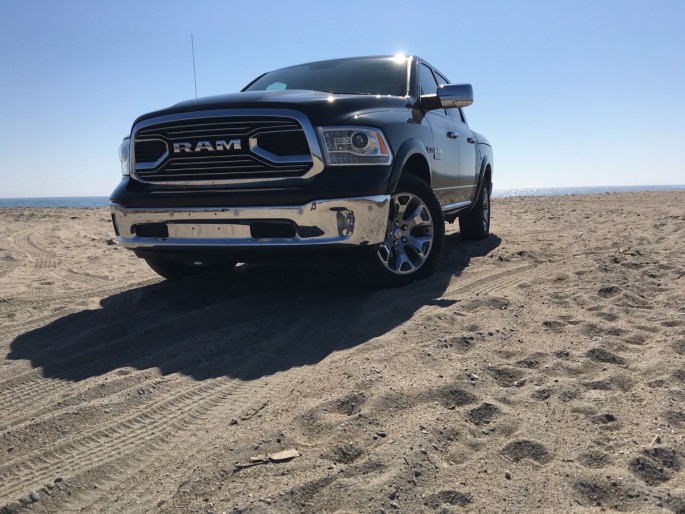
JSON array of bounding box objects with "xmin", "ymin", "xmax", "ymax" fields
[{"xmin": 110, "ymin": 195, "xmax": 390, "ymax": 249}]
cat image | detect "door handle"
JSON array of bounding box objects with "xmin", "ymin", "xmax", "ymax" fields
[
  {"xmin": 467, "ymin": 137, "xmax": 476, "ymax": 144},
  {"xmin": 447, "ymin": 131, "xmax": 459, "ymax": 139}
]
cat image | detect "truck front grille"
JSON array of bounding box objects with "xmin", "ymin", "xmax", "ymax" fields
[
  {"xmin": 132, "ymin": 115, "xmax": 315, "ymax": 184},
  {"xmin": 134, "ymin": 140, "xmax": 167, "ymax": 163},
  {"xmin": 256, "ymin": 131, "xmax": 310, "ymax": 156}
]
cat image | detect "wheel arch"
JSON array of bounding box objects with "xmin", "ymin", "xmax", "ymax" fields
[
  {"xmin": 388, "ymin": 139, "xmax": 432, "ymax": 192},
  {"xmin": 470, "ymin": 150, "xmax": 493, "ymax": 211}
]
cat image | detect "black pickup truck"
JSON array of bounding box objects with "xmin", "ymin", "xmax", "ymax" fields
[{"xmin": 111, "ymin": 55, "xmax": 493, "ymax": 287}]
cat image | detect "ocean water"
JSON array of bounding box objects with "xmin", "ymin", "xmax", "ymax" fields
[
  {"xmin": 0, "ymin": 196, "xmax": 111, "ymax": 208},
  {"xmin": 0, "ymin": 185, "xmax": 683, "ymax": 208},
  {"xmin": 492, "ymin": 184, "xmax": 685, "ymax": 198}
]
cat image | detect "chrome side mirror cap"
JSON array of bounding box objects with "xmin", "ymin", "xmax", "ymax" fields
[
  {"xmin": 437, "ymin": 84, "xmax": 473, "ymax": 108},
  {"xmin": 420, "ymin": 84, "xmax": 473, "ymax": 111}
]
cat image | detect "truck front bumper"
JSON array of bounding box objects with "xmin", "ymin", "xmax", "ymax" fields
[{"xmin": 110, "ymin": 195, "xmax": 390, "ymax": 250}]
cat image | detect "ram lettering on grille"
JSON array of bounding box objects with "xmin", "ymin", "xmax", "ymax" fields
[{"xmin": 173, "ymin": 139, "xmax": 242, "ymax": 153}]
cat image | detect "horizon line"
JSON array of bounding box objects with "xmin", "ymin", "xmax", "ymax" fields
[{"xmin": 1, "ymin": 183, "xmax": 683, "ymax": 201}]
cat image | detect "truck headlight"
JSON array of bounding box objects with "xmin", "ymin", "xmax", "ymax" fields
[
  {"xmin": 318, "ymin": 126, "xmax": 393, "ymax": 166},
  {"xmin": 119, "ymin": 137, "xmax": 131, "ymax": 176}
]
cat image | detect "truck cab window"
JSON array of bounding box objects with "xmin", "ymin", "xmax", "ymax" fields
[{"xmin": 419, "ymin": 64, "xmax": 439, "ymax": 95}]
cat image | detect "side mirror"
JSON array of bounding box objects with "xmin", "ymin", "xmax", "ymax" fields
[
  {"xmin": 420, "ymin": 84, "xmax": 474, "ymax": 111},
  {"xmin": 437, "ymin": 84, "xmax": 473, "ymax": 108}
]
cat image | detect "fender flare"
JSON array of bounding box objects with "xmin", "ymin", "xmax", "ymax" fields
[
  {"xmin": 387, "ymin": 138, "xmax": 431, "ymax": 193},
  {"xmin": 469, "ymin": 152, "xmax": 493, "ymax": 211}
]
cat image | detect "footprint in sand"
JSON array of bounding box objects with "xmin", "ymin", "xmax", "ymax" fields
[
  {"xmin": 467, "ymin": 403, "xmax": 500, "ymax": 426},
  {"xmin": 501, "ymin": 440, "xmax": 553, "ymax": 464},
  {"xmin": 585, "ymin": 347, "xmax": 626, "ymax": 365}
]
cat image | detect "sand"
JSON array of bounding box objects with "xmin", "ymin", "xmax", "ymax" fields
[{"xmin": 0, "ymin": 191, "xmax": 684, "ymax": 513}]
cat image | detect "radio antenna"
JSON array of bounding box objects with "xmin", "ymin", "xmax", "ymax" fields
[{"xmin": 191, "ymin": 34, "xmax": 198, "ymax": 98}]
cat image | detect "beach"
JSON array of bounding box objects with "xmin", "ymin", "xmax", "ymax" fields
[{"xmin": 0, "ymin": 191, "xmax": 683, "ymax": 513}]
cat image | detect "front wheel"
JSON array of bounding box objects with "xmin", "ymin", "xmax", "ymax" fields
[
  {"xmin": 366, "ymin": 174, "xmax": 445, "ymax": 288},
  {"xmin": 144, "ymin": 255, "xmax": 237, "ymax": 280}
]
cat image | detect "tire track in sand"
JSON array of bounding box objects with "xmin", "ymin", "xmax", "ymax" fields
[
  {"xmin": 0, "ymin": 277, "xmax": 243, "ymax": 428},
  {"xmin": 0, "ymin": 260, "xmax": 18, "ymax": 279},
  {"xmin": 8, "ymin": 228, "xmax": 150, "ymax": 298},
  {"xmin": 76, "ymin": 303, "xmax": 351, "ymax": 512},
  {"xmin": 0, "ymin": 274, "xmax": 225, "ymax": 420},
  {"xmin": 0, "ymin": 278, "xmax": 159, "ymax": 345},
  {"xmin": 444, "ymin": 262, "xmax": 559, "ymax": 298},
  {"xmin": 0, "ymin": 377, "xmax": 244, "ymax": 501},
  {"xmin": 0, "ymin": 285, "xmax": 348, "ymax": 507},
  {"xmin": 0, "ymin": 311, "xmax": 279, "ymax": 433},
  {"xmin": 10, "ymin": 230, "xmax": 59, "ymax": 269}
]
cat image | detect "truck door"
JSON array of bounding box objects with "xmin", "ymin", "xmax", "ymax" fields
[
  {"xmin": 419, "ymin": 64, "xmax": 461, "ymax": 208},
  {"xmin": 447, "ymin": 108, "xmax": 477, "ymax": 203}
]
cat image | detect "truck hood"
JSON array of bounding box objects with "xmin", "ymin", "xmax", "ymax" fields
[{"xmin": 133, "ymin": 90, "xmax": 412, "ymax": 127}]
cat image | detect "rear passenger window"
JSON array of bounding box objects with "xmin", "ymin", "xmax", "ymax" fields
[{"xmin": 434, "ymin": 71, "xmax": 449, "ymax": 86}]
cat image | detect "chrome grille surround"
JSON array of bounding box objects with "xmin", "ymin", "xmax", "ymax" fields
[
  {"xmin": 134, "ymin": 139, "xmax": 169, "ymax": 171},
  {"xmin": 130, "ymin": 109, "xmax": 324, "ymax": 186}
]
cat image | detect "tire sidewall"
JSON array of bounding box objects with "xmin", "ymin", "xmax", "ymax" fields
[
  {"xmin": 459, "ymin": 180, "xmax": 491, "ymax": 240},
  {"xmin": 482, "ymin": 183, "xmax": 491, "ymax": 237}
]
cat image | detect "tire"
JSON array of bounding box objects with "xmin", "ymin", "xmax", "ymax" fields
[
  {"xmin": 144, "ymin": 255, "xmax": 237, "ymax": 280},
  {"xmin": 459, "ymin": 180, "xmax": 491, "ymax": 240},
  {"xmin": 367, "ymin": 174, "xmax": 445, "ymax": 288}
]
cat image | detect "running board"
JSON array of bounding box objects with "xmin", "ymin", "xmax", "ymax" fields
[{"xmin": 441, "ymin": 200, "xmax": 472, "ymax": 213}]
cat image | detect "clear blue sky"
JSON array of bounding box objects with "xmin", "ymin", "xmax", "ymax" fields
[{"xmin": 1, "ymin": 0, "xmax": 683, "ymax": 197}]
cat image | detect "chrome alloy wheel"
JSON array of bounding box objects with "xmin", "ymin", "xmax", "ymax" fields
[{"xmin": 377, "ymin": 192, "xmax": 434, "ymax": 275}]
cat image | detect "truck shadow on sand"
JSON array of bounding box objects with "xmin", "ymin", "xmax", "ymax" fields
[{"xmin": 9, "ymin": 233, "xmax": 500, "ymax": 382}]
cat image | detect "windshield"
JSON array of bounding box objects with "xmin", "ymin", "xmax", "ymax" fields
[{"xmin": 243, "ymin": 57, "xmax": 409, "ymax": 96}]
